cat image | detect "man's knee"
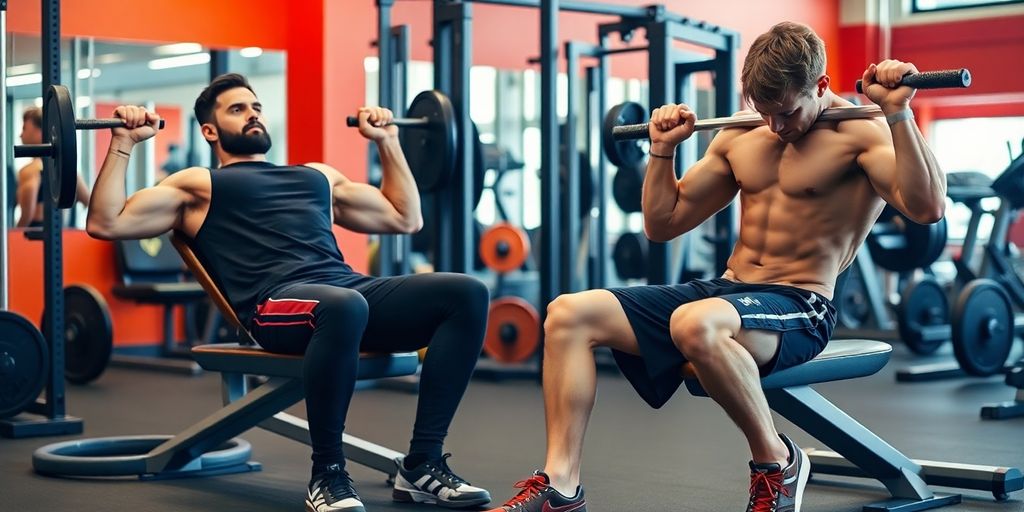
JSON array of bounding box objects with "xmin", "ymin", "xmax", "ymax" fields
[
  {"xmin": 670, "ymin": 306, "xmax": 726, "ymax": 363},
  {"xmin": 444, "ymin": 273, "xmax": 490, "ymax": 307},
  {"xmin": 317, "ymin": 289, "xmax": 369, "ymax": 326}
]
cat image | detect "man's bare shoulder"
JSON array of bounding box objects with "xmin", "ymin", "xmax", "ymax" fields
[
  {"xmin": 159, "ymin": 167, "xmax": 210, "ymax": 189},
  {"xmin": 17, "ymin": 162, "xmax": 42, "ymax": 183}
]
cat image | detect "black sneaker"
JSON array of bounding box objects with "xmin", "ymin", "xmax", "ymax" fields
[
  {"xmin": 393, "ymin": 453, "xmax": 491, "ymax": 508},
  {"xmin": 747, "ymin": 434, "xmax": 809, "ymax": 512},
  {"xmin": 307, "ymin": 464, "xmax": 365, "ymax": 512},
  {"xmin": 486, "ymin": 471, "xmax": 586, "ymax": 512}
]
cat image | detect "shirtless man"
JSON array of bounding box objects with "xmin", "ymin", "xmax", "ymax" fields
[
  {"xmin": 16, "ymin": 107, "xmax": 90, "ymax": 227},
  {"xmin": 487, "ymin": 22, "xmax": 945, "ymax": 512},
  {"xmin": 87, "ymin": 73, "xmax": 492, "ymax": 512}
]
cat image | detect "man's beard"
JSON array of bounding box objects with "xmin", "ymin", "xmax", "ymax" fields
[{"xmin": 218, "ymin": 121, "xmax": 272, "ymax": 155}]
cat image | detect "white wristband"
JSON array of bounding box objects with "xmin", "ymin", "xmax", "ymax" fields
[{"xmin": 885, "ymin": 109, "xmax": 914, "ymax": 126}]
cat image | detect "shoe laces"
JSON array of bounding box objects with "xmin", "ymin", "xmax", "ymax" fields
[
  {"xmin": 320, "ymin": 468, "xmax": 359, "ymax": 501},
  {"xmin": 501, "ymin": 475, "xmax": 549, "ymax": 509},
  {"xmin": 423, "ymin": 453, "xmax": 468, "ymax": 487},
  {"xmin": 747, "ymin": 470, "xmax": 788, "ymax": 512}
]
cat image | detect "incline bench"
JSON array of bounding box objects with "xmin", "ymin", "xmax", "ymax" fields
[
  {"xmin": 679, "ymin": 269, "xmax": 1021, "ymax": 510},
  {"xmin": 33, "ymin": 232, "xmax": 419, "ymax": 482}
]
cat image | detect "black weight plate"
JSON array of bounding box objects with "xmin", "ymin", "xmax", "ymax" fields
[
  {"xmin": 952, "ymin": 279, "xmax": 1015, "ymax": 376},
  {"xmin": 45, "ymin": 85, "xmax": 79, "ymax": 209},
  {"xmin": 896, "ymin": 278, "xmax": 950, "ymax": 355},
  {"xmin": 837, "ymin": 262, "xmax": 871, "ymax": 329},
  {"xmin": 470, "ymin": 122, "xmax": 485, "ymax": 209},
  {"xmin": 602, "ymin": 102, "xmax": 648, "ymax": 168},
  {"xmin": 42, "ymin": 285, "xmax": 113, "ymax": 384},
  {"xmin": 0, "ymin": 312, "xmax": 48, "ymax": 418},
  {"xmin": 613, "ymin": 165, "xmax": 644, "ymax": 213},
  {"xmin": 613, "ymin": 232, "xmax": 648, "ymax": 281},
  {"xmin": 867, "ymin": 206, "xmax": 947, "ymax": 272},
  {"xmin": 400, "ymin": 90, "xmax": 457, "ymax": 193}
]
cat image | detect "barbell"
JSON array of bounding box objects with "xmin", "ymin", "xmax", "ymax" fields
[
  {"xmin": 13, "ymin": 85, "xmax": 165, "ymax": 209},
  {"xmin": 607, "ymin": 69, "xmax": 972, "ymax": 145},
  {"xmin": 346, "ymin": 90, "xmax": 458, "ymax": 193}
]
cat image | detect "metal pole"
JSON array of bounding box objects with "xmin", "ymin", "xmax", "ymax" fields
[
  {"xmin": 596, "ymin": 33, "xmax": 609, "ymax": 288},
  {"xmin": 645, "ymin": 17, "xmax": 674, "ymax": 285},
  {"xmin": 469, "ymin": 0, "xmax": 648, "ymax": 18},
  {"xmin": 42, "ymin": 0, "xmax": 67, "ymax": 419},
  {"xmin": 539, "ymin": 0, "xmax": 560, "ymax": 378},
  {"xmin": 563, "ymin": 42, "xmax": 580, "ymax": 293},
  {"xmin": 712, "ymin": 34, "xmax": 739, "ymax": 275},
  {"xmin": 391, "ymin": 24, "xmax": 411, "ymax": 275},
  {"xmin": 0, "ymin": 2, "xmax": 7, "ymax": 309},
  {"xmin": 376, "ymin": 0, "xmax": 396, "ymax": 277},
  {"xmin": 209, "ymin": 50, "xmax": 229, "ymax": 169}
]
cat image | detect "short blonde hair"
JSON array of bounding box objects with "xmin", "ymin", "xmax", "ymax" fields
[{"xmin": 741, "ymin": 22, "xmax": 826, "ymax": 108}]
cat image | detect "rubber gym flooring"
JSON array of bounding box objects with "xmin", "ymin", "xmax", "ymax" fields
[{"xmin": 1, "ymin": 343, "xmax": 1022, "ymax": 512}]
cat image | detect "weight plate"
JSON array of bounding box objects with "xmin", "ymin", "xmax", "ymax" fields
[
  {"xmin": 612, "ymin": 164, "xmax": 644, "ymax": 213},
  {"xmin": 470, "ymin": 122, "xmax": 485, "ymax": 210},
  {"xmin": 952, "ymin": 279, "xmax": 1014, "ymax": 376},
  {"xmin": 613, "ymin": 232, "xmax": 648, "ymax": 281},
  {"xmin": 867, "ymin": 205, "xmax": 948, "ymax": 272},
  {"xmin": 483, "ymin": 296, "xmax": 540, "ymax": 364},
  {"xmin": 42, "ymin": 285, "xmax": 113, "ymax": 384},
  {"xmin": 602, "ymin": 102, "xmax": 648, "ymax": 168},
  {"xmin": 896, "ymin": 278, "xmax": 950, "ymax": 355},
  {"xmin": 479, "ymin": 223, "xmax": 530, "ymax": 273},
  {"xmin": 0, "ymin": 312, "xmax": 48, "ymax": 418},
  {"xmin": 400, "ymin": 90, "xmax": 457, "ymax": 193},
  {"xmin": 837, "ymin": 263, "xmax": 871, "ymax": 329},
  {"xmin": 45, "ymin": 85, "xmax": 79, "ymax": 209}
]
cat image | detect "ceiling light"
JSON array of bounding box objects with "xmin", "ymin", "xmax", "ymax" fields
[
  {"xmin": 148, "ymin": 53, "xmax": 211, "ymax": 70},
  {"xmin": 239, "ymin": 47, "xmax": 263, "ymax": 58},
  {"xmin": 7, "ymin": 73, "xmax": 42, "ymax": 87},
  {"xmin": 154, "ymin": 42, "xmax": 203, "ymax": 56}
]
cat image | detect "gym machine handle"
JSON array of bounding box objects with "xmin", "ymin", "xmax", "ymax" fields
[
  {"xmin": 76, "ymin": 119, "xmax": 167, "ymax": 130},
  {"xmin": 345, "ymin": 116, "xmax": 431, "ymax": 128},
  {"xmin": 855, "ymin": 68, "xmax": 971, "ymax": 94}
]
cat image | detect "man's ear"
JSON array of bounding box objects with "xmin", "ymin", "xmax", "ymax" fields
[
  {"xmin": 201, "ymin": 123, "xmax": 218, "ymax": 144},
  {"xmin": 816, "ymin": 74, "xmax": 830, "ymax": 97}
]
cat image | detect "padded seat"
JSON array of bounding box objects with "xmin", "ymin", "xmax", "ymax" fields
[
  {"xmin": 192, "ymin": 343, "xmax": 419, "ymax": 380},
  {"xmin": 685, "ymin": 339, "xmax": 891, "ymax": 396}
]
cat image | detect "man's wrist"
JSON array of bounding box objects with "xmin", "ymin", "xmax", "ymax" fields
[
  {"xmin": 109, "ymin": 136, "xmax": 136, "ymax": 155},
  {"xmin": 884, "ymin": 108, "xmax": 915, "ymax": 127},
  {"xmin": 650, "ymin": 142, "xmax": 677, "ymax": 158}
]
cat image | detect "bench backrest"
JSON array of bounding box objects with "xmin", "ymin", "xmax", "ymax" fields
[{"xmin": 170, "ymin": 232, "xmax": 257, "ymax": 345}]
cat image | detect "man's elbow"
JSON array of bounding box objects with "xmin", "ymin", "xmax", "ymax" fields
[
  {"xmin": 85, "ymin": 218, "xmax": 116, "ymax": 240},
  {"xmin": 398, "ymin": 214, "xmax": 423, "ymax": 234},
  {"xmin": 908, "ymin": 203, "xmax": 945, "ymax": 225},
  {"xmin": 643, "ymin": 223, "xmax": 671, "ymax": 243}
]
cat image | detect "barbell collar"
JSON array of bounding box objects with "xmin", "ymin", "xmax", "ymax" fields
[
  {"xmin": 75, "ymin": 119, "xmax": 166, "ymax": 130},
  {"xmin": 14, "ymin": 143, "xmax": 52, "ymax": 158},
  {"xmin": 612, "ymin": 105, "xmax": 886, "ymax": 141},
  {"xmin": 344, "ymin": 116, "xmax": 432, "ymax": 128}
]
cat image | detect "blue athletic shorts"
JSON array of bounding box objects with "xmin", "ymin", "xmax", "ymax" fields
[{"xmin": 606, "ymin": 278, "xmax": 836, "ymax": 408}]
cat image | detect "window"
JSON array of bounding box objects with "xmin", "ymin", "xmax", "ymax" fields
[
  {"xmin": 929, "ymin": 116, "xmax": 1024, "ymax": 240},
  {"xmin": 913, "ymin": 0, "xmax": 1023, "ymax": 13}
]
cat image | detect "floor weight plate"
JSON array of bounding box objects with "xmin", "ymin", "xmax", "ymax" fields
[
  {"xmin": 952, "ymin": 279, "xmax": 1014, "ymax": 376},
  {"xmin": 0, "ymin": 312, "xmax": 48, "ymax": 418}
]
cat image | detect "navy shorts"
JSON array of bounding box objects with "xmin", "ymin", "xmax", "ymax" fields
[{"xmin": 607, "ymin": 278, "xmax": 836, "ymax": 409}]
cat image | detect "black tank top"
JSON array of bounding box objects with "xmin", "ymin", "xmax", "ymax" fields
[{"xmin": 190, "ymin": 162, "xmax": 355, "ymax": 327}]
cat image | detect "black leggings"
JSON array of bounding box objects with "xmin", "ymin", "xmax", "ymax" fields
[{"xmin": 250, "ymin": 272, "xmax": 488, "ymax": 472}]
